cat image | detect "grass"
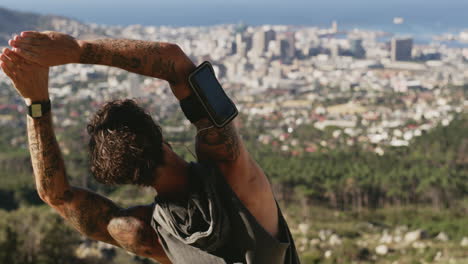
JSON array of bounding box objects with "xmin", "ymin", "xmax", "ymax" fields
[{"xmin": 283, "ymin": 203, "xmax": 468, "ymax": 264}]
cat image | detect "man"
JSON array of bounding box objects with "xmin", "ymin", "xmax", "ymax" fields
[{"xmin": 1, "ymin": 31, "xmax": 300, "ymax": 264}]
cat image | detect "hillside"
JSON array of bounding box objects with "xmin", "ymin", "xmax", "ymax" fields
[{"xmin": 0, "ymin": 6, "xmax": 91, "ymax": 44}]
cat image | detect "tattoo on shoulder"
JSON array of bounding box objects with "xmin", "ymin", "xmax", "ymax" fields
[{"xmin": 196, "ymin": 122, "xmax": 241, "ymax": 162}]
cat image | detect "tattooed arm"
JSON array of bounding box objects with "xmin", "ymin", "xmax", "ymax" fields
[
  {"xmin": 9, "ymin": 31, "xmax": 195, "ymax": 100},
  {"xmin": 0, "ymin": 49, "xmax": 171, "ymax": 264},
  {"xmin": 193, "ymin": 121, "xmax": 280, "ymax": 238},
  {"xmin": 27, "ymin": 114, "xmax": 169, "ymax": 262},
  {"xmin": 8, "ymin": 31, "xmax": 281, "ymax": 237}
]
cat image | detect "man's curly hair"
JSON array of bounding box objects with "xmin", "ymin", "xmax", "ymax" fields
[{"xmin": 87, "ymin": 99, "xmax": 164, "ymax": 186}]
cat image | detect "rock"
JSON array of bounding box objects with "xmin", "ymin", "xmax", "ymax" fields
[
  {"xmin": 380, "ymin": 230, "xmax": 393, "ymax": 244},
  {"xmin": 318, "ymin": 229, "xmax": 332, "ymax": 241},
  {"xmin": 375, "ymin": 245, "xmax": 389, "ymax": 255},
  {"xmin": 434, "ymin": 251, "xmax": 443, "ymax": 261},
  {"xmin": 461, "ymin": 237, "xmax": 468, "ymax": 247},
  {"xmin": 329, "ymin": 234, "xmax": 342, "ymax": 246},
  {"xmin": 394, "ymin": 225, "xmax": 408, "ymax": 236},
  {"xmin": 310, "ymin": 238, "xmax": 321, "ymax": 246},
  {"xmin": 298, "ymin": 223, "xmax": 309, "ymax": 235},
  {"xmin": 393, "ymin": 235, "xmax": 403, "ymax": 243},
  {"xmin": 404, "ymin": 229, "xmax": 426, "ymax": 244},
  {"xmin": 298, "ymin": 245, "xmax": 306, "ymax": 252},
  {"xmin": 435, "ymin": 232, "xmax": 449, "ymax": 242},
  {"xmin": 298, "ymin": 237, "xmax": 308, "ymax": 247},
  {"xmin": 324, "ymin": 250, "xmax": 332, "ymax": 258},
  {"xmin": 75, "ymin": 243, "xmax": 103, "ymax": 259},
  {"xmin": 412, "ymin": 241, "xmax": 427, "ymax": 249},
  {"xmin": 356, "ymin": 239, "xmax": 368, "ymax": 247}
]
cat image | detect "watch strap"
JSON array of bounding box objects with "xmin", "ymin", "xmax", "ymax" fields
[
  {"xmin": 180, "ymin": 94, "xmax": 208, "ymax": 123},
  {"xmin": 28, "ymin": 100, "xmax": 51, "ymax": 118}
]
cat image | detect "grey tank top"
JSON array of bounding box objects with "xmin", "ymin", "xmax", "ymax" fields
[{"xmin": 150, "ymin": 162, "xmax": 300, "ymax": 264}]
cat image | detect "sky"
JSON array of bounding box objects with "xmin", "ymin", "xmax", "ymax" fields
[{"xmin": 1, "ymin": 0, "xmax": 467, "ymax": 29}]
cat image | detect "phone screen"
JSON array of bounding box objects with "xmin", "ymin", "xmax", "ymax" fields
[{"xmin": 191, "ymin": 64, "xmax": 237, "ymax": 126}]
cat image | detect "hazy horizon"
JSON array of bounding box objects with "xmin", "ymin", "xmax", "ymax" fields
[{"xmin": 1, "ymin": 0, "xmax": 467, "ymax": 35}]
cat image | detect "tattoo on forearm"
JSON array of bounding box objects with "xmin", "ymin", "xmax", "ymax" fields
[
  {"xmin": 27, "ymin": 113, "xmax": 68, "ymax": 202},
  {"xmin": 111, "ymin": 53, "xmax": 141, "ymax": 69},
  {"xmin": 80, "ymin": 43, "xmax": 104, "ymax": 64},
  {"xmin": 152, "ymin": 57, "xmax": 177, "ymax": 85},
  {"xmin": 78, "ymin": 39, "xmax": 179, "ymax": 84},
  {"xmin": 195, "ymin": 121, "xmax": 241, "ymax": 161}
]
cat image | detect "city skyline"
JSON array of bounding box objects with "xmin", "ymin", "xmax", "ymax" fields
[{"xmin": 0, "ymin": 1, "xmax": 467, "ymax": 33}]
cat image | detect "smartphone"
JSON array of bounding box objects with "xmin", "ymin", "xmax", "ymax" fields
[{"xmin": 188, "ymin": 61, "xmax": 238, "ymax": 128}]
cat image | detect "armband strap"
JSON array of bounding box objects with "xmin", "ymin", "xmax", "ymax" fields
[{"xmin": 180, "ymin": 94, "xmax": 208, "ymax": 123}]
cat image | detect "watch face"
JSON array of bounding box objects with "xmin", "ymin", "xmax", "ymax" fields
[{"xmin": 31, "ymin": 104, "xmax": 43, "ymax": 118}]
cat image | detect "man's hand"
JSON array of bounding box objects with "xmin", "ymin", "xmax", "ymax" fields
[
  {"xmin": 9, "ymin": 31, "xmax": 197, "ymax": 99},
  {"xmin": 8, "ymin": 31, "xmax": 81, "ymax": 67},
  {"xmin": 0, "ymin": 48, "xmax": 49, "ymax": 104}
]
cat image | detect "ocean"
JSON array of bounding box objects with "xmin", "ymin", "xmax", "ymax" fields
[{"xmin": 3, "ymin": 1, "xmax": 468, "ymax": 41}]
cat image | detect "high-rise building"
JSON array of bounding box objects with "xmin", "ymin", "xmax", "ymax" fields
[
  {"xmin": 278, "ymin": 32, "xmax": 296, "ymax": 63},
  {"xmin": 265, "ymin": 29, "xmax": 276, "ymax": 45},
  {"xmin": 350, "ymin": 39, "xmax": 366, "ymax": 59},
  {"xmin": 252, "ymin": 30, "xmax": 267, "ymax": 56},
  {"xmin": 391, "ymin": 38, "xmax": 413, "ymax": 61},
  {"xmin": 331, "ymin": 21, "xmax": 338, "ymax": 33},
  {"xmin": 236, "ymin": 33, "xmax": 252, "ymax": 57}
]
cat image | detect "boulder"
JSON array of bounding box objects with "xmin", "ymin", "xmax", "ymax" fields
[
  {"xmin": 461, "ymin": 237, "xmax": 468, "ymax": 247},
  {"xmin": 404, "ymin": 229, "xmax": 426, "ymax": 244},
  {"xmin": 379, "ymin": 230, "xmax": 393, "ymax": 244},
  {"xmin": 393, "ymin": 235, "xmax": 403, "ymax": 243},
  {"xmin": 298, "ymin": 237, "xmax": 309, "ymax": 247},
  {"xmin": 324, "ymin": 250, "xmax": 332, "ymax": 258},
  {"xmin": 375, "ymin": 245, "xmax": 389, "ymax": 255},
  {"xmin": 298, "ymin": 223, "xmax": 309, "ymax": 235},
  {"xmin": 329, "ymin": 234, "xmax": 342, "ymax": 246},
  {"xmin": 435, "ymin": 232, "xmax": 449, "ymax": 242},
  {"xmin": 318, "ymin": 229, "xmax": 332, "ymax": 241},
  {"xmin": 310, "ymin": 238, "xmax": 321, "ymax": 246},
  {"xmin": 412, "ymin": 241, "xmax": 427, "ymax": 249},
  {"xmin": 394, "ymin": 225, "xmax": 408, "ymax": 236}
]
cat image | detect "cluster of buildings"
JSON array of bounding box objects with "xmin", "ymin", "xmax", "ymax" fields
[{"xmin": 1, "ymin": 20, "xmax": 467, "ymax": 155}]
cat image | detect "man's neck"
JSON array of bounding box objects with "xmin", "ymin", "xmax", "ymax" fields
[{"xmin": 152, "ymin": 153, "xmax": 190, "ymax": 200}]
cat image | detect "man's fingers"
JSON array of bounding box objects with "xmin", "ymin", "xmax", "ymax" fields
[
  {"xmin": 12, "ymin": 47, "xmax": 37, "ymax": 60},
  {"xmin": 0, "ymin": 60, "xmax": 16, "ymax": 80},
  {"xmin": 0, "ymin": 50, "xmax": 15, "ymax": 68},
  {"xmin": 8, "ymin": 49, "xmax": 29, "ymax": 63},
  {"xmin": 20, "ymin": 31, "xmax": 42, "ymax": 38},
  {"xmin": 9, "ymin": 39, "xmax": 42, "ymax": 52}
]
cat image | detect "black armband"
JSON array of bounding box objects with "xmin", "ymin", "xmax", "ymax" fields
[{"xmin": 180, "ymin": 94, "xmax": 208, "ymax": 123}]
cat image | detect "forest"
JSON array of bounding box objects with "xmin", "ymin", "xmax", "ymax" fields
[{"xmin": 0, "ymin": 112, "xmax": 467, "ymax": 263}]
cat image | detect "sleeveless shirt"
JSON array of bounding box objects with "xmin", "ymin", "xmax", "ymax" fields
[{"xmin": 150, "ymin": 162, "xmax": 300, "ymax": 264}]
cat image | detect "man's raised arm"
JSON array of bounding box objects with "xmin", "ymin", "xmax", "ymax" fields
[
  {"xmin": 9, "ymin": 32, "xmax": 280, "ymax": 237},
  {"xmin": 9, "ymin": 31, "xmax": 195, "ymax": 100},
  {"xmin": 0, "ymin": 49, "xmax": 170, "ymax": 263}
]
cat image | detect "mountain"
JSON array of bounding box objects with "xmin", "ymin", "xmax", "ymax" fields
[{"xmin": 0, "ymin": 6, "xmax": 91, "ymax": 45}]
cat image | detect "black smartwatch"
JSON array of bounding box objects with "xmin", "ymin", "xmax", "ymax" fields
[
  {"xmin": 27, "ymin": 100, "xmax": 51, "ymax": 118},
  {"xmin": 180, "ymin": 61, "xmax": 238, "ymax": 128}
]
